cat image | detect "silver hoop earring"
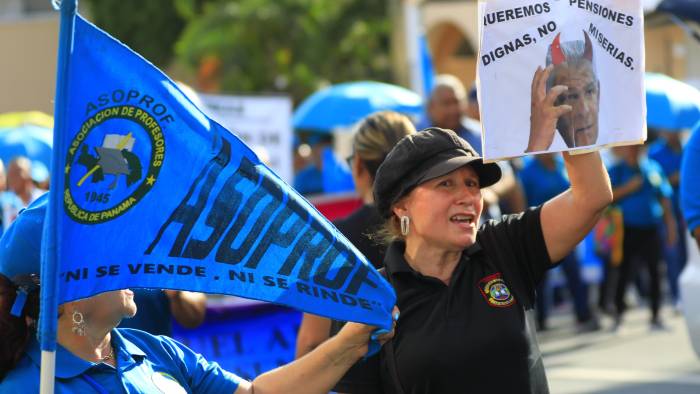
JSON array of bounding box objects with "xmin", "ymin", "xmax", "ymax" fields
[
  {"xmin": 400, "ymin": 216, "xmax": 410, "ymax": 236},
  {"xmin": 72, "ymin": 310, "xmax": 86, "ymax": 336}
]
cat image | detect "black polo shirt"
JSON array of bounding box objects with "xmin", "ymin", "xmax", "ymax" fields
[{"xmin": 334, "ymin": 206, "xmax": 552, "ymax": 394}]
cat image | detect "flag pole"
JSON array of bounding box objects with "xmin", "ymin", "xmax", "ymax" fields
[
  {"xmin": 40, "ymin": 0, "xmax": 77, "ymax": 393},
  {"xmin": 403, "ymin": 0, "xmax": 424, "ymax": 97}
]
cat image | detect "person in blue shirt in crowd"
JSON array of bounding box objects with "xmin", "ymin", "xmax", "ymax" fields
[
  {"xmin": 0, "ymin": 195, "xmax": 396, "ymax": 393},
  {"xmin": 293, "ymin": 133, "xmax": 354, "ymax": 196},
  {"xmin": 681, "ymin": 123, "xmax": 700, "ymax": 250},
  {"xmin": 648, "ymin": 129, "xmax": 687, "ymax": 309},
  {"xmin": 424, "ymin": 74, "xmax": 481, "ymax": 149},
  {"xmin": 519, "ymin": 153, "xmax": 599, "ymax": 332},
  {"xmin": 608, "ymin": 145, "xmax": 677, "ymax": 330},
  {"xmin": 293, "ymin": 133, "xmax": 329, "ymax": 196}
]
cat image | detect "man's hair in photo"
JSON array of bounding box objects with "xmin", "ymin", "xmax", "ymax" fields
[
  {"xmin": 430, "ymin": 74, "xmax": 467, "ymax": 102},
  {"xmin": 545, "ymin": 31, "xmax": 598, "ymax": 90}
]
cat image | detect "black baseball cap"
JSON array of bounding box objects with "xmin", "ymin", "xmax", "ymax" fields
[{"xmin": 373, "ymin": 127, "xmax": 501, "ymax": 218}]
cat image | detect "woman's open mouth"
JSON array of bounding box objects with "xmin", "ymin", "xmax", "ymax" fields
[{"xmin": 450, "ymin": 213, "xmax": 476, "ymax": 229}]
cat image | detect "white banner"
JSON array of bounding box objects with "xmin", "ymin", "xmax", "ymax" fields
[
  {"xmin": 201, "ymin": 94, "xmax": 293, "ymax": 182},
  {"xmin": 478, "ymin": 0, "xmax": 645, "ymax": 161}
]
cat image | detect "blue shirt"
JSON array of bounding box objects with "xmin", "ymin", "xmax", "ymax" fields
[
  {"xmin": 608, "ymin": 157, "xmax": 673, "ymax": 227},
  {"xmin": 293, "ymin": 164, "xmax": 324, "ymax": 196},
  {"xmin": 0, "ymin": 328, "xmax": 242, "ymax": 394},
  {"xmin": 519, "ymin": 156, "xmax": 569, "ymax": 206},
  {"xmin": 681, "ymin": 127, "xmax": 700, "ymax": 233},
  {"xmin": 648, "ymin": 139, "xmax": 682, "ymax": 208},
  {"xmin": 454, "ymin": 124, "xmax": 482, "ymax": 156},
  {"xmin": 419, "ymin": 119, "xmax": 482, "ymax": 155},
  {"xmin": 293, "ymin": 146, "xmax": 354, "ymax": 195},
  {"xmin": 119, "ymin": 289, "xmax": 173, "ymax": 337}
]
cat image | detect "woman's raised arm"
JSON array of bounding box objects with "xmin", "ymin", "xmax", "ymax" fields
[{"xmin": 541, "ymin": 151, "xmax": 613, "ymax": 263}]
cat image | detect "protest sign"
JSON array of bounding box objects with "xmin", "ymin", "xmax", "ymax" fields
[
  {"xmin": 47, "ymin": 14, "xmax": 395, "ymax": 330},
  {"xmin": 174, "ymin": 302, "xmax": 301, "ymax": 382},
  {"xmin": 477, "ymin": 0, "xmax": 645, "ymax": 160},
  {"xmin": 200, "ymin": 94, "xmax": 294, "ymax": 183}
]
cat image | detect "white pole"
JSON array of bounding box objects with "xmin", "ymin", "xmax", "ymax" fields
[
  {"xmin": 40, "ymin": 351, "xmax": 56, "ymax": 394},
  {"xmin": 403, "ymin": 0, "xmax": 424, "ymax": 97},
  {"xmin": 42, "ymin": 0, "xmax": 77, "ymax": 391}
]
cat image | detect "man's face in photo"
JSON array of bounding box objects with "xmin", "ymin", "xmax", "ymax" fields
[{"xmin": 551, "ymin": 62, "xmax": 600, "ymax": 147}]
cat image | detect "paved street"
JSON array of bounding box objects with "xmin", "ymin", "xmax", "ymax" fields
[{"xmin": 539, "ymin": 306, "xmax": 700, "ymax": 393}]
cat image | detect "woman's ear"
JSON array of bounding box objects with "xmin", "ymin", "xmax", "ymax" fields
[{"xmin": 391, "ymin": 197, "xmax": 409, "ymax": 218}]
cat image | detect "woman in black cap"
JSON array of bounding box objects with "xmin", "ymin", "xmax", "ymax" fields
[{"xmin": 334, "ymin": 122, "xmax": 612, "ymax": 393}]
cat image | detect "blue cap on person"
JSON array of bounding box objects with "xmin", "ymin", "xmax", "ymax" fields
[
  {"xmin": 0, "ymin": 193, "xmax": 47, "ymax": 279},
  {"xmin": 0, "ymin": 193, "xmax": 47, "ymax": 317}
]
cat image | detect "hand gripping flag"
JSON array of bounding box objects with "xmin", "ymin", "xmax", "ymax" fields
[{"xmin": 48, "ymin": 13, "xmax": 395, "ymax": 330}]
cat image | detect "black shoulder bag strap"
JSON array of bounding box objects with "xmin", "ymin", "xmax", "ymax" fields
[{"xmin": 378, "ymin": 267, "xmax": 407, "ymax": 394}]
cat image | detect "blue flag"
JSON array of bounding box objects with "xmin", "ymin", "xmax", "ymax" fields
[
  {"xmin": 419, "ymin": 33, "xmax": 435, "ymax": 99},
  {"xmin": 49, "ymin": 14, "xmax": 395, "ymax": 329}
]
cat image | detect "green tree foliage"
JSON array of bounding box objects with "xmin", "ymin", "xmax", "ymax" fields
[
  {"xmin": 174, "ymin": 0, "xmax": 393, "ymax": 102},
  {"xmin": 83, "ymin": 0, "xmax": 186, "ymax": 68}
]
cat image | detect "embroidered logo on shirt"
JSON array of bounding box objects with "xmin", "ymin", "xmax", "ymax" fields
[
  {"xmin": 478, "ymin": 273, "xmax": 515, "ymax": 307},
  {"xmin": 151, "ymin": 372, "xmax": 187, "ymax": 394}
]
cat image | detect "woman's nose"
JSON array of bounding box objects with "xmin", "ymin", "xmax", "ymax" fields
[{"xmin": 454, "ymin": 184, "xmax": 477, "ymax": 204}]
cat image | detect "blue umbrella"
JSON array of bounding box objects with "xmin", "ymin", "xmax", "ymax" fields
[
  {"xmin": 0, "ymin": 124, "xmax": 53, "ymax": 168},
  {"xmin": 293, "ymin": 81, "xmax": 423, "ymax": 132},
  {"xmin": 645, "ymin": 72, "xmax": 700, "ymax": 130}
]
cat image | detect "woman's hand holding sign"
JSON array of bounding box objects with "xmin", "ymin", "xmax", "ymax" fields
[{"xmin": 527, "ymin": 65, "xmax": 572, "ymax": 152}]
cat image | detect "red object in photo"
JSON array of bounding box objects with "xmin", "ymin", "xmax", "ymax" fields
[{"xmin": 309, "ymin": 192, "xmax": 363, "ymax": 222}]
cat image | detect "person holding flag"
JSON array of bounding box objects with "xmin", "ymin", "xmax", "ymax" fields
[
  {"xmin": 13, "ymin": 1, "xmax": 400, "ymax": 391},
  {"xmin": 0, "ymin": 194, "xmax": 397, "ymax": 393}
]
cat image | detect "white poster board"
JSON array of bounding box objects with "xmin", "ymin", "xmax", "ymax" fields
[
  {"xmin": 478, "ymin": 0, "xmax": 646, "ymax": 161},
  {"xmin": 201, "ymin": 94, "xmax": 293, "ymax": 182}
]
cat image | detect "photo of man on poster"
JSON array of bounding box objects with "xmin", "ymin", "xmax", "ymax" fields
[{"xmin": 528, "ymin": 31, "xmax": 600, "ymax": 152}]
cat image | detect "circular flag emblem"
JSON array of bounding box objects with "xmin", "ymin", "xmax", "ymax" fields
[{"xmin": 64, "ymin": 105, "xmax": 164, "ymax": 223}]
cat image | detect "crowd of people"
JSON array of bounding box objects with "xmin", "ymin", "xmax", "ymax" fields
[
  {"xmin": 295, "ymin": 73, "xmax": 694, "ymax": 336},
  {"xmin": 0, "ymin": 68, "xmax": 697, "ymax": 392}
]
